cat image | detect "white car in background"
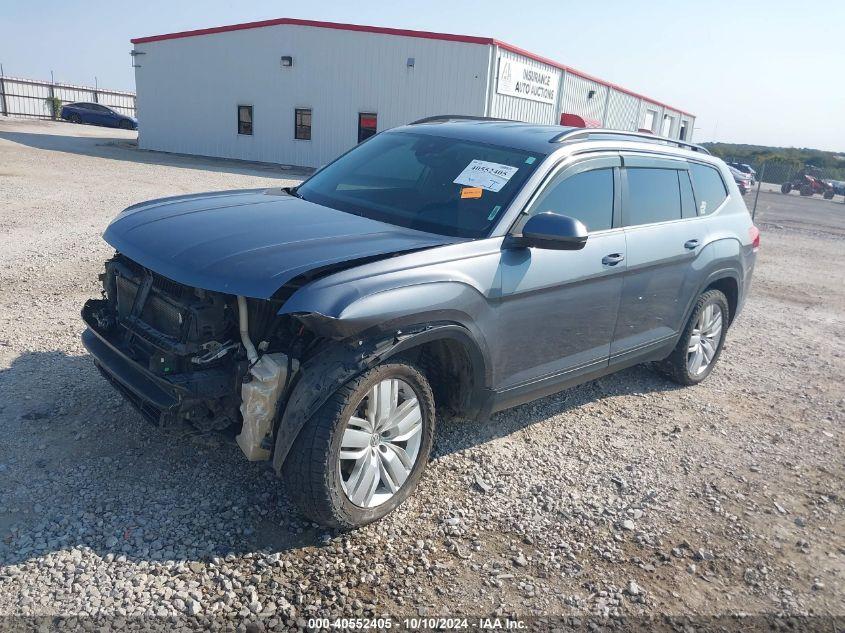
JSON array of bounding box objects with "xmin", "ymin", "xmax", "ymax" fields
[{"xmin": 728, "ymin": 165, "xmax": 753, "ymax": 195}]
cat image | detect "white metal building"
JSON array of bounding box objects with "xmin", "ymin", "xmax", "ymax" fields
[{"xmin": 131, "ymin": 18, "xmax": 695, "ymax": 168}]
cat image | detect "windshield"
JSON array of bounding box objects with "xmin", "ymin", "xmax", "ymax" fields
[{"xmin": 296, "ymin": 131, "xmax": 544, "ymax": 238}]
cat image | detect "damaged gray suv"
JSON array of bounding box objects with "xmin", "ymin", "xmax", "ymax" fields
[{"xmin": 82, "ymin": 118, "xmax": 758, "ymax": 528}]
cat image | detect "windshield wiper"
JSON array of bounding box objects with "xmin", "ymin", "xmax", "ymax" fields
[{"xmin": 283, "ymin": 186, "xmax": 303, "ymax": 199}]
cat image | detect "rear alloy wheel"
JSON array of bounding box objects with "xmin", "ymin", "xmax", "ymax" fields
[
  {"xmin": 686, "ymin": 303, "xmax": 723, "ymax": 377},
  {"xmin": 283, "ymin": 362, "xmax": 435, "ymax": 528},
  {"xmin": 69, "ymin": 114, "xmax": 81, "ymax": 124},
  {"xmin": 653, "ymin": 289, "xmax": 729, "ymax": 386}
]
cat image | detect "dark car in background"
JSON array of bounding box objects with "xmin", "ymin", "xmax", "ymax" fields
[
  {"xmin": 60, "ymin": 102, "xmax": 137, "ymax": 130},
  {"xmin": 825, "ymin": 180, "xmax": 845, "ymax": 197}
]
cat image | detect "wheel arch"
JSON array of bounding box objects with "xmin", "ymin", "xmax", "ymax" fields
[
  {"xmin": 271, "ymin": 322, "xmax": 491, "ymax": 473},
  {"xmin": 704, "ymin": 275, "xmax": 739, "ymax": 325},
  {"xmin": 684, "ymin": 267, "xmax": 741, "ymax": 328}
]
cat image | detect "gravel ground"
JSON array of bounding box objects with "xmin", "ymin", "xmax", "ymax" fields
[{"xmin": 0, "ymin": 119, "xmax": 842, "ymax": 628}]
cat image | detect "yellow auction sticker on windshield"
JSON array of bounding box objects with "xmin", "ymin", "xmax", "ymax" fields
[{"xmin": 460, "ymin": 187, "xmax": 483, "ymax": 199}]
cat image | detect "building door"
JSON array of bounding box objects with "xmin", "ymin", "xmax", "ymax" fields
[{"xmin": 358, "ymin": 113, "xmax": 377, "ymax": 142}]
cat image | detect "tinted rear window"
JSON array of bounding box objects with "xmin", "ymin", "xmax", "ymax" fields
[
  {"xmin": 625, "ymin": 168, "xmax": 682, "ymax": 226},
  {"xmin": 529, "ymin": 168, "xmax": 614, "ymax": 232},
  {"xmin": 690, "ymin": 163, "xmax": 728, "ymax": 215}
]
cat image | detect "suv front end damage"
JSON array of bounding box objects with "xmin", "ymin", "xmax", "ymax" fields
[{"xmin": 82, "ymin": 254, "xmax": 307, "ymax": 460}]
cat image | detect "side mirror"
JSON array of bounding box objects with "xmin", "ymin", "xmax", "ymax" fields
[{"xmin": 518, "ymin": 212, "xmax": 588, "ymax": 250}]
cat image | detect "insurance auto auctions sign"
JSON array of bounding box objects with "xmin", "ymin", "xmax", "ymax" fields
[{"xmin": 496, "ymin": 58, "xmax": 559, "ymax": 105}]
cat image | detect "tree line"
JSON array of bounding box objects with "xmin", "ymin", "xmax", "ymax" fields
[{"xmin": 702, "ymin": 142, "xmax": 845, "ymax": 181}]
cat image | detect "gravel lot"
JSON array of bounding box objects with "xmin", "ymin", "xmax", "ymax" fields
[{"xmin": 0, "ymin": 119, "xmax": 842, "ymax": 627}]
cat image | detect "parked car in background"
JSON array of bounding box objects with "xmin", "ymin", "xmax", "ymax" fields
[
  {"xmin": 825, "ymin": 180, "xmax": 845, "ymax": 197},
  {"xmin": 81, "ymin": 120, "xmax": 758, "ymax": 528},
  {"xmin": 60, "ymin": 102, "xmax": 137, "ymax": 130},
  {"xmin": 729, "ymin": 165, "xmax": 753, "ymax": 195},
  {"xmin": 728, "ymin": 162, "xmax": 757, "ymax": 184}
]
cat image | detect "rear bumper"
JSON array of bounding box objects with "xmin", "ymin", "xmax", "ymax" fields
[{"xmin": 81, "ymin": 300, "xmax": 231, "ymax": 425}]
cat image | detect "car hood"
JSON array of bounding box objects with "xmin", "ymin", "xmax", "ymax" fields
[{"xmin": 103, "ymin": 188, "xmax": 462, "ymax": 299}]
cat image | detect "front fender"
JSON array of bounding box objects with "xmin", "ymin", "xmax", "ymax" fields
[
  {"xmin": 271, "ymin": 323, "xmax": 490, "ymax": 472},
  {"xmin": 286, "ymin": 279, "xmax": 492, "ymax": 342}
]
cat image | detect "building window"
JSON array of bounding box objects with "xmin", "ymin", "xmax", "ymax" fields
[
  {"xmin": 238, "ymin": 105, "xmax": 253, "ymax": 135},
  {"xmin": 358, "ymin": 113, "xmax": 377, "ymax": 143},
  {"xmin": 295, "ymin": 108, "xmax": 312, "ymax": 140}
]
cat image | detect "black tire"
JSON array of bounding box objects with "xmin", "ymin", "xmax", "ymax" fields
[
  {"xmin": 780, "ymin": 183, "xmax": 791, "ymax": 194},
  {"xmin": 823, "ymin": 190, "xmax": 835, "ymax": 200},
  {"xmin": 69, "ymin": 114, "xmax": 81, "ymax": 124},
  {"xmin": 282, "ymin": 362, "xmax": 435, "ymax": 529},
  {"xmin": 653, "ymin": 289, "xmax": 729, "ymax": 386},
  {"xmin": 800, "ymin": 184, "xmax": 813, "ymax": 196}
]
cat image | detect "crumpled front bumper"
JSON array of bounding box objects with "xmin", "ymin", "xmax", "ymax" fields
[{"xmin": 81, "ymin": 299, "xmax": 230, "ymax": 426}]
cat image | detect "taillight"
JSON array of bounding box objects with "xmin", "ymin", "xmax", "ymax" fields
[{"xmin": 749, "ymin": 225, "xmax": 760, "ymax": 252}]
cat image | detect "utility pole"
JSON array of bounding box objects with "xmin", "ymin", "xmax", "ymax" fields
[
  {"xmin": 48, "ymin": 70, "xmax": 56, "ymax": 119},
  {"xmin": 0, "ymin": 63, "xmax": 7, "ymax": 116}
]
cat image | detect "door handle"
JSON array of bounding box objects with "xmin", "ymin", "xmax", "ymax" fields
[
  {"xmin": 602, "ymin": 253, "xmax": 625, "ymax": 266},
  {"xmin": 684, "ymin": 239, "xmax": 700, "ymax": 250}
]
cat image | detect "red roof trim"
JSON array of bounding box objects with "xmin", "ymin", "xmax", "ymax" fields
[
  {"xmin": 493, "ymin": 40, "xmax": 693, "ymax": 116},
  {"xmin": 130, "ymin": 17, "xmax": 495, "ymax": 46},
  {"xmin": 131, "ymin": 18, "xmax": 692, "ymax": 117}
]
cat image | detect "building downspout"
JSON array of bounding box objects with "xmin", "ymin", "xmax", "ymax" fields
[
  {"xmin": 554, "ymin": 69, "xmax": 567, "ymax": 126},
  {"xmin": 601, "ymin": 87, "xmax": 612, "ymax": 127},
  {"xmin": 484, "ymin": 44, "xmax": 498, "ymax": 118}
]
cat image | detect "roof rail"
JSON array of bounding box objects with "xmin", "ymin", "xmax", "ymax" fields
[
  {"xmin": 550, "ymin": 128, "xmax": 710, "ymax": 154},
  {"xmin": 409, "ymin": 115, "xmax": 514, "ymax": 125}
]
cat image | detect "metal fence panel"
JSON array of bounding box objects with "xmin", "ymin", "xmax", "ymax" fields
[{"xmin": 0, "ymin": 75, "xmax": 135, "ymax": 119}]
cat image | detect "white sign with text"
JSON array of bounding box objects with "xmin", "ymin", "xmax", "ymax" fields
[{"xmin": 496, "ymin": 58, "xmax": 559, "ymax": 105}]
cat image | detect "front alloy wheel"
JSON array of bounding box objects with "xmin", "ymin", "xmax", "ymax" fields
[
  {"xmin": 339, "ymin": 378, "xmax": 423, "ymax": 508},
  {"xmin": 283, "ymin": 362, "xmax": 435, "ymax": 529}
]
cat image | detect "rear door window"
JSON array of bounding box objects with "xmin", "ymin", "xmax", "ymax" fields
[
  {"xmin": 689, "ymin": 163, "xmax": 728, "ymax": 215},
  {"xmin": 624, "ymin": 168, "xmax": 682, "ymax": 226}
]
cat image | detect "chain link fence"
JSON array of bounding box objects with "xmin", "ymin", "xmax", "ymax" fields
[{"xmin": 722, "ymin": 157, "xmax": 845, "ymax": 217}]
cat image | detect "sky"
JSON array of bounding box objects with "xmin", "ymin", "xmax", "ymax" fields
[{"xmin": 2, "ymin": 0, "xmax": 843, "ymax": 151}]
